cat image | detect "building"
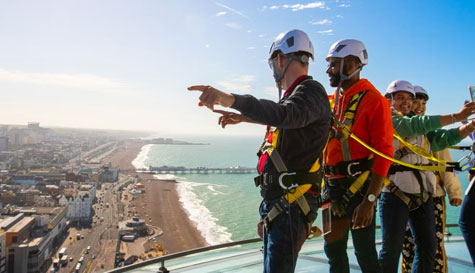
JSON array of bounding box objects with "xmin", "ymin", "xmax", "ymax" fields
[
  {"xmin": 58, "ymin": 192, "xmax": 92, "ymax": 224},
  {"xmin": 11, "ymin": 176, "xmax": 42, "ymax": 186},
  {"xmin": 0, "ymin": 138, "xmax": 7, "ymax": 152},
  {"xmin": 8, "ymin": 234, "xmax": 52, "ymax": 273},
  {"xmin": 0, "ymin": 230, "xmax": 6, "ymax": 273},
  {"xmin": 2, "ymin": 215, "xmax": 35, "ymax": 273},
  {"xmin": 4, "ymin": 216, "xmax": 35, "ymax": 246},
  {"xmin": 15, "ymin": 189, "xmax": 41, "ymax": 206},
  {"xmin": 1, "ymin": 207, "xmax": 68, "ymax": 273},
  {"xmin": 46, "ymin": 207, "xmax": 68, "ymax": 247},
  {"xmin": 27, "ymin": 123, "xmax": 40, "ymax": 130},
  {"xmin": 118, "ymin": 217, "xmax": 147, "ymax": 238},
  {"xmin": 99, "ymin": 166, "xmax": 119, "ymax": 182}
]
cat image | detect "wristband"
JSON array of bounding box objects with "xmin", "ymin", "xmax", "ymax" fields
[{"xmin": 470, "ymin": 121, "xmax": 475, "ymax": 131}]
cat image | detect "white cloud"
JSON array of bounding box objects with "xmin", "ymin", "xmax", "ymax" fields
[
  {"xmin": 336, "ymin": 14, "xmax": 344, "ymax": 18},
  {"xmin": 0, "ymin": 68, "xmax": 133, "ymax": 95},
  {"xmin": 247, "ymin": 46, "xmax": 256, "ymax": 50},
  {"xmin": 225, "ymin": 22, "xmax": 242, "ymax": 29},
  {"xmin": 339, "ymin": 4, "xmax": 351, "ymax": 7},
  {"xmin": 217, "ymin": 75, "xmax": 256, "ymax": 94},
  {"xmin": 205, "ymin": 44, "xmax": 210, "ymax": 48},
  {"xmin": 310, "ymin": 19, "xmax": 333, "ymax": 25},
  {"xmin": 216, "ymin": 3, "xmax": 249, "ymax": 19},
  {"xmin": 318, "ymin": 29, "xmax": 334, "ymax": 35},
  {"xmin": 216, "ymin": 11, "xmax": 227, "ymax": 16},
  {"xmin": 266, "ymin": 1, "xmax": 326, "ymax": 12},
  {"xmin": 258, "ymin": 34, "xmax": 266, "ymax": 38}
]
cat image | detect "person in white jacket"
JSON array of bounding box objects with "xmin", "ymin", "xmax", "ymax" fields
[{"xmin": 401, "ymin": 85, "xmax": 462, "ymax": 273}]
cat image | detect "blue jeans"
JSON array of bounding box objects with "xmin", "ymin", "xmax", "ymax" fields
[
  {"xmin": 378, "ymin": 192, "xmax": 436, "ymax": 273},
  {"xmin": 459, "ymin": 185, "xmax": 475, "ymax": 266},
  {"xmin": 323, "ymin": 185, "xmax": 380, "ymax": 273},
  {"xmin": 259, "ymin": 193, "xmax": 319, "ymax": 273}
]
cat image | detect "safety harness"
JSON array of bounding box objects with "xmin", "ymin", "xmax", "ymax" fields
[
  {"xmin": 255, "ymin": 125, "xmax": 324, "ymax": 236},
  {"xmin": 324, "ymin": 90, "xmax": 374, "ymax": 217},
  {"xmin": 386, "ymin": 136, "xmax": 431, "ymax": 211}
]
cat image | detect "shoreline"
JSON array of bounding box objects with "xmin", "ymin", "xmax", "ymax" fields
[{"xmin": 104, "ymin": 141, "xmax": 207, "ymax": 253}]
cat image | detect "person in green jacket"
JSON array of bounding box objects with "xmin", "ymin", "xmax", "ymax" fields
[
  {"xmin": 379, "ymin": 79, "xmax": 475, "ymax": 273},
  {"xmin": 401, "ymin": 85, "xmax": 463, "ymax": 273}
]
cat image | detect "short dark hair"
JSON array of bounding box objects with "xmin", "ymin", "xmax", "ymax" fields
[{"xmin": 415, "ymin": 93, "xmax": 429, "ymax": 101}]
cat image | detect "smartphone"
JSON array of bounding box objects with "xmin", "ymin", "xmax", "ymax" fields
[
  {"xmin": 469, "ymin": 85, "xmax": 475, "ymax": 102},
  {"xmin": 321, "ymin": 202, "xmax": 332, "ymax": 236}
]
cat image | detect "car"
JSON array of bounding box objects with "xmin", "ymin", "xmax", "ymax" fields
[
  {"xmin": 92, "ymin": 254, "xmax": 96, "ymax": 259},
  {"xmin": 69, "ymin": 256, "xmax": 73, "ymax": 262}
]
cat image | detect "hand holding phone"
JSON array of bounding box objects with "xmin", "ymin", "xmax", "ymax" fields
[{"xmin": 469, "ymin": 85, "xmax": 475, "ymax": 102}]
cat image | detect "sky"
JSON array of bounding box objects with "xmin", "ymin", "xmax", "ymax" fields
[{"xmin": 0, "ymin": 0, "xmax": 474, "ymax": 136}]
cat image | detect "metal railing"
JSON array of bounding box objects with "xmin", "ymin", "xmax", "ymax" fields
[
  {"xmin": 104, "ymin": 238, "xmax": 262, "ymax": 273},
  {"xmin": 105, "ymin": 224, "xmax": 466, "ymax": 273}
]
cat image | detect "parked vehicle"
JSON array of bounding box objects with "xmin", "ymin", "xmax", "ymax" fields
[
  {"xmin": 60, "ymin": 255, "xmax": 68, "ymax": 266},
  {"xmin": 58, "ymin": 247, "xmax": 67, "ymax": 258}
]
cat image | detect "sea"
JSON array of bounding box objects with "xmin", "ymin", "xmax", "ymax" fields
[{"xmin": 131, "ymin": 135, "xmax": 473, "ymax": 245}]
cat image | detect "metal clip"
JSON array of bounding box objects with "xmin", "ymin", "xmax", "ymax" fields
[
  {"xmin": 278, "ymin": 172, "xmax": 297, "ymax": 190},
  {"xmin": 347, "ymin": 162, "xmax": 362, "ymax": 176}
]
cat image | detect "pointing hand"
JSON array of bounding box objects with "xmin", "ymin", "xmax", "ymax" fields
[{"xmin": 187, "ymin": 85, "xmax": 235, "ymax": 110}]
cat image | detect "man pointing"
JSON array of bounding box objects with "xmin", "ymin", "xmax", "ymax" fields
[{"xmin": 188, "ymin": 29, "xmax": 330, "ymax": 272}]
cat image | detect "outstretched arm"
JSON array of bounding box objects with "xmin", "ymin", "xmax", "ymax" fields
[{"xmin": 439, "ymin": 102, "xmax": 475, "ymax": 127}]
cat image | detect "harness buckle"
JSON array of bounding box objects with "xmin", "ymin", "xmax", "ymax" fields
[
  {"xmin": 279, "ymin": 172, "xmax": 297, "ymax": 190},
  {"xmin": 347, "ymin": 162, "xmax": 362, "ymax": 176}
]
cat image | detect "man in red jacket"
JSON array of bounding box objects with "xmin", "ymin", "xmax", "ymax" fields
[{"xmin": 323, "ymin": 39, "xmax": 393, "ymax": 273}]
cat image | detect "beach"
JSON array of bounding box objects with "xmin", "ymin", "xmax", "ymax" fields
[{"xmin": 104, "ymin": 141, "xmax": 207, "ymax": 254}]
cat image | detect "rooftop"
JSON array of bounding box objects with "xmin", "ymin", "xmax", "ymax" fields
[{"xmin": 8, "ymin": 216, "xmax": 35, "ymax": 233}]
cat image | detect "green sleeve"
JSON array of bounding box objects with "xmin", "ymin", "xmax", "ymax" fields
[
  {"xmin": 392, "ymin": 112, "xmax": 442, "ymax": 138},
  {"xmin": 427, "ymin": 128, "xmax": 463, "ymax": 152}
]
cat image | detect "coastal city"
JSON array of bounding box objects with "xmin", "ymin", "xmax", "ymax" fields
[{"xmin": 0, "ymin": 122, "xmax": 202, "ymax": 273}]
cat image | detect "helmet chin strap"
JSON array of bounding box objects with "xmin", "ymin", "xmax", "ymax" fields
[
  {"xmin": 333, "ymin": 58, "xmax": 362, "ymax": 111},
  {"xmin": 272, "ymin": 57, "xmax": 293, "ymax": 100}
]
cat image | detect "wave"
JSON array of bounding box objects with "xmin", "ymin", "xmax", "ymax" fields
[
  {"xmin": 154, "ymin": 174, "xmax": 181, "ymax": 181},
  {"xmin": 176, "ymin": 180, "xmax": 233, "ymax": 245},
  {"xmin": 207, "ymin": 185, "xmax": 227, "ymax": 195},
  {"xmin": 131, "ymin": 144, "xmax": 153, "ymax": 169},
  {"xmin": 131, "ymin": 143, "xmax": 233, "ymax": 245}
]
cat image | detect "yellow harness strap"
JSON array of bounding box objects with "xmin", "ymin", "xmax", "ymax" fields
[
  {"xmin": 260, "ymin": 126, "xmax": 326, "ymax": 237},
  {"xmin": 332, "ymin": 116, "xmax": 453, "ymax": 173},
  {"xmin": 326, "ymin": 91, "xmax": 371, "ymax": 195},
  {"xmin": 393, "ymin": 133, "xmax": 448, "ymax": 164}
]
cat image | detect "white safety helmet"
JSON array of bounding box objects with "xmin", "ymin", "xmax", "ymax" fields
[
  {"xmin": 269, "ymin": 29, "xmax": 314, "ymax": 60},
  {"xmin": 414, "ymin": 85, "xmax": 429, "ymax": 101},
  {"xmin": 326, "ymin": 39, "xmax": 368, "ymax": 65},
  {"xmin": 385, "ymin": 80, "xmax": 415, "ymax": 98}
]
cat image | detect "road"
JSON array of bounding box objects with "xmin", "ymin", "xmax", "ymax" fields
[{"xmin": 48, "ymin": 175, "xmax": 130, "ymax": 273}]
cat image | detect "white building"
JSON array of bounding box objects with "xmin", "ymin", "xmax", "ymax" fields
[
  {"xmin": 79, "ymin": 182, "xmax": 96, "ymax": 202},
  {"xmin": 59, "ymin": 192, "xmax": 92, "ymax": 224}
]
